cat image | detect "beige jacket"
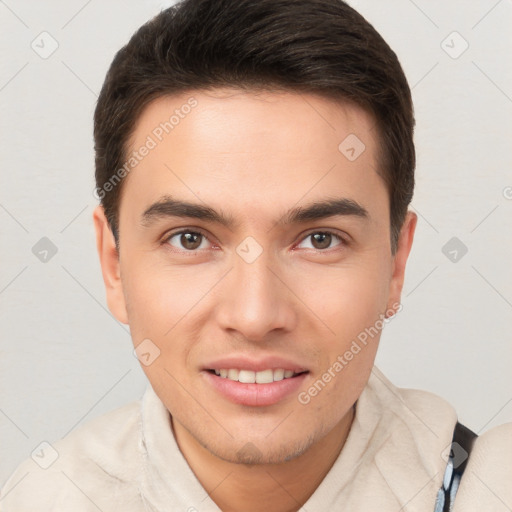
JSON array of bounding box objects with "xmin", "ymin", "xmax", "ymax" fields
[{"xmin": 1, "ymin": 366, "xmax": 510, "ymax": 511}]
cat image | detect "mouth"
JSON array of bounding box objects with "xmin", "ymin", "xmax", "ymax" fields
[
  {"xmin": 206, "ymin": 368, "xmax": 308, "ymax": 383},
  {"xmin": 202, "ymin": 368, "xmax": 310, "ymax": 407}
]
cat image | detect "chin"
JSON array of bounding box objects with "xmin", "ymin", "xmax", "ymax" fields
[{"xmin": 201, "ymin": 431, "xmax": 318, "ymax": 466}]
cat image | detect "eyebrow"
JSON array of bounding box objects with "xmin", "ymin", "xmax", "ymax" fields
[{"xmin": 141, "ymin": 195, "xmax": 369, "ymax": 229}]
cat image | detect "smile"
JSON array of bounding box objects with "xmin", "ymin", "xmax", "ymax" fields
[
  {"xmin": 203, "ymin": 369, "xmax": 309, "ymax": 406},
  {"xmin": 209, "ymin": 368, "xmax": 304, "ymax": 383}
]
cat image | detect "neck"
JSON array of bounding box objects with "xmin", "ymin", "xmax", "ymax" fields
[{"xmin": 172, "ymin": 405, "xmax": 355, "ymax": 512}]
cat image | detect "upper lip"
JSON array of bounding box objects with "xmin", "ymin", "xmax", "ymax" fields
[{"xmin": 202, "ymin": 355, "xmax": 309, "ymax": 373}]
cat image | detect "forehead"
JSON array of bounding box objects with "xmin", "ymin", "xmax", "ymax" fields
[
  {"xmin": 120, "ymin": 88, "xmax": 387, "ymax": 229},
  {"xmin": 130, "ymin": 88, "xmax": 378, "ymax": 155}
]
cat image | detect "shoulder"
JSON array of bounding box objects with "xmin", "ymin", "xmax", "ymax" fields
[
  {"xmin": 0, "ymin": 395, "xmax": 144, "ymax": 511},
  {"xmin": 471, "ymin": 421, "xmax": 512, "ymax": 460},
  {"xmin": 366, "ymin": 366, "xmax": 458, "ymax": 435},
  {"xmin": 359, "ymin": 367, "xmax": 458, "ymax": 480},
  {"xmin": 453, "ymin": 422, "xmax": 512, "ymax": 512}
]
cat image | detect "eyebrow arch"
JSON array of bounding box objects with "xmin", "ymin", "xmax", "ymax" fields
[
  {"xmin": 141, "ymin": 195, "xmax": 369, "ymax": 229},
  {"xmin": 141, "ymin": 195, "xmax": 237, "ymax": 229},
  {"xmin": 279, "ymin": 197, "xmax": 369, "ymax": 226}
]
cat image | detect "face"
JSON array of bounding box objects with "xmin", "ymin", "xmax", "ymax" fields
[{"xmin": 94, "ymin": 88, "xmax": 416, "ymax": 465}]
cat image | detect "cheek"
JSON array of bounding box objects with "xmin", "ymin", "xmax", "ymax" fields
[
  {"xmin": 295, "ymin": 260, "xmax": 390, "ymax": 338},
  {"xmin": 121, "ymin": 260, "xmax": 202, "ymax": 335},
  {"xmin": 122, "ymin": 264, "xmax": 197, "ymax": 406},
  {"xmin": 120, "ymin": 260, "xmax": 211, "ymax": 386}
]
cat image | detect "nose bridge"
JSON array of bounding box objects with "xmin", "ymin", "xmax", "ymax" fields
[
  {"xmin": 216, "ymin": 240, "xmax": 295, "ymax": 339},
  {"xmin": 237, "ymin": 249, "xmax": 273, "ymax": 295},
  {"xmin": 233, "ymin": 246, "xmax": 278, "ymax": 314}
]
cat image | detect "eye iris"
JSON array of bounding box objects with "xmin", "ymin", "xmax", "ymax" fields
[
  {"xmin": 181, "ymin": 232, "xmax": 202, "ymax": 250},
  {"xmin": 311, "ymin": 232, "xmax": 331, "ymax": 249}
]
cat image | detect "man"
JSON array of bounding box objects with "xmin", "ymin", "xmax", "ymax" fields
[{"xmin": 1, "ymin": 0, "xmax": 510, "ymax": 510}]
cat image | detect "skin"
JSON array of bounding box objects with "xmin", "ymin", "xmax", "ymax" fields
[{"xmin": 93, "ymin": 88, "xmax": 417, "ymax": 512}]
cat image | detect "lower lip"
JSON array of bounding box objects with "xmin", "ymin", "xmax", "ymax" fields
[{"xmin": 202, "ymin": 371, "xmax": 308, "ymax": 407}]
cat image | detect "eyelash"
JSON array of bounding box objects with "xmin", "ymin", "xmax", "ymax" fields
[{"xmin": 161, "ymin": 228, "xmax": 349, "ymax": 254}]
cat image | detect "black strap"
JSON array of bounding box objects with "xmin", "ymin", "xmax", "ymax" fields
[
  {"xmin": 452, "ymin": 421, "xmax": 478, "ymax": 474},
  {"xmin": 441, "ymin": 421, "xmax": 478, "ymax": 512}
]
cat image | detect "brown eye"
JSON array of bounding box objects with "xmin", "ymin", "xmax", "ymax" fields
[
  {"xmin": 311, "ymin": 232, "xmax": 332, "ymax": 249},
  {"xmin": 297, "ymin": 231, "xmax": 344, "ymax": 251},
  {"xmin": 180, "ymin": 232, "xmax": 202, "ymax": 250},
  {"xmin": 166, "ymin": 231, "xmax": 208, "ymax": 251}
]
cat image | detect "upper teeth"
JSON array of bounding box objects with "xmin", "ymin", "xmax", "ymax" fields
[{"xmin": 213, "ymin": 369, "xmax": 297, "ymax": 383}]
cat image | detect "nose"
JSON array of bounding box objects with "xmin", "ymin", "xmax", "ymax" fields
[{"xmin": 215, "ymin": 248, "xmax": 298, "ymax": 342}]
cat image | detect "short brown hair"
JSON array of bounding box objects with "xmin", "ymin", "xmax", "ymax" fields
[{"xmin": 94, "ymin": 0, "xmax": 415, "ymax": 254}]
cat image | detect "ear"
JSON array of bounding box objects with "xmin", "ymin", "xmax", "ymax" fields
[
  {"xmin": 386, "ymin": 210, "xmax": 417, "ymax": 316},
  {"xmin": 92, "ymin": 205, "xmax": 128, "ymax": 324}
]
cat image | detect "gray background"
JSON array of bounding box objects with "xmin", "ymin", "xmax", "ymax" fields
[{"xmin": 1, "ymin": 0, "xmax": 511, "ymax": 486}]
